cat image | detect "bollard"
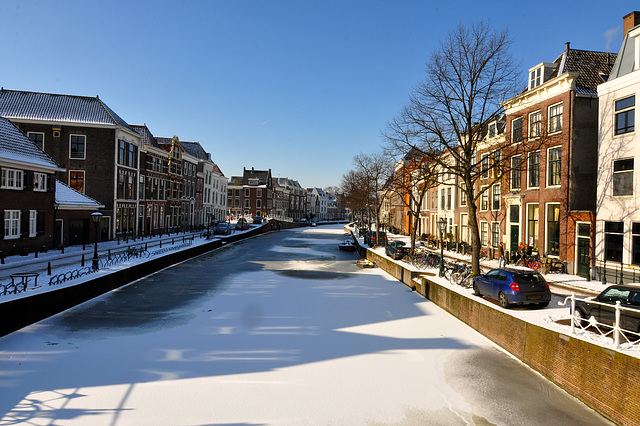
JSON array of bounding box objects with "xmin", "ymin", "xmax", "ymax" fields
[
  {"xmin": 172, "ymin": 238, "xmax": 175, "ymax": 245},
  {"xmin": 48, "ymin": 262, "xmax": 52, "ymax": 275},
  {"xmin": 108, "ymin": 249, "xmax": 111, "ymax": 260},
  {"xmin": 81, "ymin": 254, "xmax": 85, "ymax": 267},
  {"xmin": 183, "ymin": 236, "xmax": 185, "ymax": 243},
  {"xmin": 160, "ymin": 239, "xmax": 162, "ymax": 248},
  {"xmin": 35, "ymin": 250, "xmax": 38, "ymax": 259},
  {"xmin": 83, "ymin": 243, "xmax": 85, "ymax": 250},
  {"xmin": 61, "ymin": 245, "xmax": 64, "ymax": 254},
  {"xmin": 145, "ymin": 243, "xmax": 148, "ymax": 250}
]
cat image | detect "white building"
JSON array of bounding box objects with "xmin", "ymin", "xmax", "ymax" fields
[{"xmin": 596, "ymin": 12, "xmax": 640, "ymax": 275}]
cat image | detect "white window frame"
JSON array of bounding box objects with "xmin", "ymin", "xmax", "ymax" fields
[
  {"xmin": 69, "ymin": 134, "xmax": 86, "ymax": 160},
  {"xmin": 548, "ymin": 103, "xmax": 563, "ymax": 134},
  {"xmin": 512, "ymin": 117, "xmax": 523, "ymax": 143},
  {"xmin": 480, "ymin": 186, "xmax": 489, "ymax": 211},
  {"xmin": 511, "ymin": 155, "xmax": 522, "ymax": 190},
  {"xmin": 459, "ymin": 182, "xmax": 467, "ymax": 206},
  {"xmin": 481, "ymin": 153, "xmax": 490, "ymax": 178},
  {"xmin": 1, "ymin": 168, "xmax": 23, "ymax": 190},
  {"xmin": 545, "ymin": 203, "xmax": 561, "ymax": 257},
  {"xmin": 491, "ymin": 221, "xmax": 500, "ymax": 248},
  {"xmin": 4, "ymin": 210, "xmax": 20, "ymax": 239},
  {"xmin": 492, "ymin": 183, "xmax": 501, "ymax": 211},
  {"xmin": 613, "ymin": 158, "xmax": 634, "ymax": 197},
  {"xmin": 480, "ymin": 221, "xmax": 488, "ymax": 246},
  {"xmin": 528, "ymin": 151, "xmax": 540, "ymax": 189},
  {"xmin": 34, "ymin": 172, "xmax": 48, "ymax": 192},
  {"xmin": 27, "ymin": 132, "xmax": 45, "ymax": 150},
  {"xmin": 529, "ymin": 111, "xmax": 542, "ymax": 139},
  {"xmin": 614, "ymin": 95, "xmax": 635, "ymax": 136},
  {"xmin": 460, "ymin": 213, "xmax": 468, "ymax": 243},
  {"xmin": 547, "ymin": 146, "xmax": 562, "ymax": 187},
  {"xmin": 29, "ymin": 210, "xmax": 37, "ymax": 237},
  {"xmin": 529, "ymin": 67, "xmax": 542, "ymax": 90},
  {"xmin": 526, "ymin": 203, "xmax": 539, "ymax": 251},
  {"xmin": 69, "ymin": 170, "xmax": 85, "ymax": 193}
]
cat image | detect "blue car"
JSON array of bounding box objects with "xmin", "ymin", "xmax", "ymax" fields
[{"xmin": 472, "ymin": 267, "xmax": 551, "ymax": 308}]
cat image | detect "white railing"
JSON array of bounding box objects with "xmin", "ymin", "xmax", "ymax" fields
[{"xmin": 558, "ymin": 294, "xmax": 640, "ymax": 351}]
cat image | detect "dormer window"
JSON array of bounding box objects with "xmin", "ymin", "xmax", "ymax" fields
[
  {"xmin": 530, "ymin": 67, "xmax": 542, "ymax": 89},
  {"xmin": 489, "ymin": 123, "xmax": 496, "ymax": 138}
]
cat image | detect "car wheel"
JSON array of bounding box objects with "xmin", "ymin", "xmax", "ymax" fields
[
  {"xmin": 537, "ymin": 301, "xmax": 549, "ymax": 308},
  {"xmin": 473, "ymin": 282, "xmax": 482, "ymax": 296},
  {"xmin": 572, "ymin": 309, "xmax": 585, "ymax": 327},
  {"xmin": 498, "ymin": 292, "xmax": 510, "ymax": 308}
]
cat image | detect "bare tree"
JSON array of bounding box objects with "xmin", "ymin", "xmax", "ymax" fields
[
  {"xmin": 342, "ymin": 152, "xmax": 392, "ymax": 245},
  {"xmin": 384, "ymin": 21, "xmax": 521, "ymax": 273}
]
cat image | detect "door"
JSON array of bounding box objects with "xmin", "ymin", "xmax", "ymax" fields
[
  {"xmin": 577, "ymin": 238, "xmax": 590, "ymax": 279},
  {"xmin": 510, "ymin": 225, "xmax": 519, "ymax": 255}
]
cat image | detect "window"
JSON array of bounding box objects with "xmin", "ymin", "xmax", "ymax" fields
[
  {"xmin": 489, "ymin": 123, "xmax": 496, "ymax": 138},
  {"xmin": 257, "ymin": 199, "xmax": 262, "ymax": 209},
  {"xmin": 492, "ymin": 184, "xmax": 501, "ymax": 210},
  {"xmin": 446, "ymin": 187, "xmax": 452, "ymax": 210},
  {"xmin": 29, "ymin": 210, "xmax": 37, "ymax": 237},
  {"xmin": 4, "ymin": 210, "xmax": 20, "ymax": 239},
  {"xmin": 529, "ymin": 111, "xmax": 541, "ymax": 138},
  {"xmin": 547, "ymin": 147, "xmax": 562, "ymax": 186},
  {"xmin": 480, "ymin": 186, "xmax": 489, "ymax": 211},
  {"xmin": 441, "ymin": 189, "xmax": 445, "ymax": 210},
  {"xmin": 33, "ymin": 172, "xmax": 47, "ymax": 192},
  {"xmin": 481, "ymin": 154, "xmax": 490, "ymax": 178},
  {"xmin": 528, "ymin": 151, "xmax": 540, "ymax": 188},
  {"xmin": 460, "ymin": 182, "xmax": 467, "ymax": 206},
  {"xmin": 548, "ymin": 103, "xmax": 563, "ymax": 133},
  {"xmin": 604, "ymin": 221, "xmax": 623, "ymax": 262},
  {"xmin": 480, "ymin": 222, "xmax": 488, "ymax": 246},
  {"xmin": 530, "ymin": 67, "xmax": 541, "ymax": 89},
  {"xmin": 492, "ymin": 149, "xmax": 501, "ymax": 178},
  {"xmin": 633, "ymin": 223, "xmax": 640, "ymax": 265},
  {"xmin": 28, "ymin": 132, "xmax": 44, "ymax": 150},
  {"xmin": 70, "ymin": 135, "xmax": 86, "ymax": 159},
  {"xmin": 69, "ymin": 170, "xmax": 84, "ymax": 193},
  {"xmin": 615, "ymin": 95, "xmax": 635, "ymax": 135},
  {"xmin": 512, "ymin": 117, "xmax": 523, "ymax": 143},
  {"xmin": 613, "ymin": 158, "xmax": 634, "ymax": 196},
  {"xmin": 1, "ymin": 168, "xmax": 23, "ymax": 190},
  {"xmin": 527, "ymin": 204, "xmax": 539, "ymax": 251},
  {"xmin": 119, "ymin": 140, "xmax": 126, "ymax": 165},
  {"xmin": 244, "ymin": 188, "xmax": 249, "ymax": 197},
  {"xmin": 546, "ymin": 204, "xmax": 560, "ymax": 256},
  {"xmin": 257, "ymin": 188, "xmax": 262, "ymax": 197},
  {"xmin": 511, "ymin": 155, "xmax": 522, "ymax": 190},
  {"xmin": 491, "ymin": 222, "xmax": 500, "ymax": 248},
  {"xmin": 460, "ymin": 214, "xmax": 468, "ymax": 243}
]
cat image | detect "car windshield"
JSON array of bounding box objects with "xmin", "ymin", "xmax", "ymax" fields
[
  {"xmin": 396, "ymin": 242, "xmax": 406, "ymax": 247},
  {"xmin": 513, "ymin": 272, "xmax": 545, "ymax": 284},
  {"xmin": 599, "ymin": 288, "xmax": 631, "ymax": 303}
]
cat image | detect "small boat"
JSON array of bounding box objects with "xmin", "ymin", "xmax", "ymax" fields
[
  {"xmin": 338, "ymin": 240, "xmax": 356, "ymax": 252},
  {"xmin": 356, "ymin": 258, "xmax": 375, "ymax": 268}
]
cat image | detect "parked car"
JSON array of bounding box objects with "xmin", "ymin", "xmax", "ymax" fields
[
  {"xmin": 385, "ymin": 241, "xmax": 408, "ymax": 259},
  {"xmin": 253, "ymin": 216, "xmax": 263, "ymax": 224},
  {"xmin": 235, "ymin": 219, "xmax": 250, "ymax": 230},
  {"xmin": 472, "ymin": 267, "xmax": 551, "ymax": 308},
  {"xmin": 571, "ymin": 284, "xmax": 640, "ymax": 333},
  {"xmin": 368, "ymin": 231, "xmax": 387, "ymax": 247},
  {"xmin": 214, "ymin": 222, "xmax": 232, "ymax": 235}
]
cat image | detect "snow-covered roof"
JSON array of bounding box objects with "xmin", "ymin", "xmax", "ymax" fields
[
  {"xmin": 0, "ymin": 116, "xmax": 63, "ymax": 171},
  {"xmin": 55, "ymin": 180, "xmax": 104, "ymax": 210},
  {"xmin": 0, "ymin": 89, "xmax": 136, "ymax": 132}
]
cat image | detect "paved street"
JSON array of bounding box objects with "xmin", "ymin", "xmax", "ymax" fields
[{"xmin": 0, "ymin": 225, "xmax": 610, "ymax": 425}]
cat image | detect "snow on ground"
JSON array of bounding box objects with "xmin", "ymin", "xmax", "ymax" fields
[{"xmin": 0, "ymin": 225, "xmax": 609, "ymax": 425}]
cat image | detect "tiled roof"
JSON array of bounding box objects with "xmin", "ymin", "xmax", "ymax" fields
[
  {"xmin": 131, "ymin": 124, "xmax": 161, "ymax": 148},
  {"xmin": 0, "ymin": 116, "xmax": 61, "ymax": 170},
  {"xmin": 560, "ymin": 49, "xmax": 617, "ymax": 94},
  {"xmin": 0, "ymin": 89, "xmax": 136, "ymax": 132},
  {"xmin": 180, "ymin": 141, "xmax": 208, "ymax": 160},
  {"xmin": 55, "ymin": 180, "xmax": 103, "ymax": 209}
]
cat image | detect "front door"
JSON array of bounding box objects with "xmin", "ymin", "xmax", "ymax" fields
[
  {"xmin": 510, "ymin": 225, "xmax": 519, "ymax": 254},
  {"xmin": 577, "ymin": 238, "xmax": 590, "ymax": 278},
  {"xmin": 576, "ymin": 223, "xmax": 591, "ymax": 279}
]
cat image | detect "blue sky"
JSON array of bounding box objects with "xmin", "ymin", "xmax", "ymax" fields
[{"xmin": 0, "ymin": 1, "xmax": 637, "ymax": 188}]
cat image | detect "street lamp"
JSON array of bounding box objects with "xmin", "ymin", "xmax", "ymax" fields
[
  {"xmin": 438, "ymin": 218, "xmax": 447, "ymax": 277},
  {"xmin": 91, "ymin": 212, "xmax": 103, "ymax": 271}
]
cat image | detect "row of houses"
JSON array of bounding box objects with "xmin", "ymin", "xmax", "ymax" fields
[
  {"xmin": 0, "ymin": 88, "xmax": 348, "ymax": 256},
  {"xmin": 227, "ymin": 168, "xmax": 347, "ymax": 221},
  {"xmin": 0, "ymin": 89, "xmax": 228, "ymax": 256},
  {"xmin": 383, "ymin": 11, "xmax": 640, "ymax": 278}
]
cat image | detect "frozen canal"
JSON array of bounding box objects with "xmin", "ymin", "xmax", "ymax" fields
[{"xmin": 0, "ymin": 225, "xmax": 609, "ymax": 425}]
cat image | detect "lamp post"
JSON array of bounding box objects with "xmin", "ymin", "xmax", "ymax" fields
[
  {"xmin": 91, "ymin": 212, "xmax": 103, "ymax": 271},
  {"xmin": 438, "ymin": 218, "xmax": 447, "ymax": 277}
]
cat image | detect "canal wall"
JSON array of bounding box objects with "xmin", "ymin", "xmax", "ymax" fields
[{"xmin": 366, "ymin": 248, "xmax": 640, "ymax": 426}]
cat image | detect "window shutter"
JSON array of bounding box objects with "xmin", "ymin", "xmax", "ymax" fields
[
  {"xmin": 24, "ymin": 171, "xmax": 33, "ymax": 190},
  {"xmin": 37, "ymin": 210, "xmax": 45, "ymax": 235},
  {"xmin": 48, "ymin": 175, "xmax": 56, "ymax": 193},
  {"xmin": 21, "ymin": 210, "xmax": 29, "ymax": 237}
]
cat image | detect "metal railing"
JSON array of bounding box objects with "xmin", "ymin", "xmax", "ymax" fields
[{"xmin": 558, "ymin": 294, "xmax": 640, "ymax": 351}]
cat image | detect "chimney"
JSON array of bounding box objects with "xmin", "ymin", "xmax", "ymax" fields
[{"xmin": 623, "ymin": 11, "xmax": 640, "ymax": 36}]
